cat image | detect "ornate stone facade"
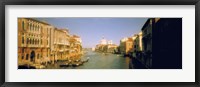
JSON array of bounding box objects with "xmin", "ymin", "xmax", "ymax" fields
[{"xmin": 18, "ymin": 18, "xmax": 82, "ymax": 66}]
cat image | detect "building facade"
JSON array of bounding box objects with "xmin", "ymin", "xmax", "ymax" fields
[
  {"xmin": 18, "ymin": 18, "xmax": 53, "ymax": 65},
  {"xmin": 53, "ymin": 29, "xmax": 70, "ymax": 61},
  {"xmin": 152, "ymin": 18, "xmax": 182, "ymax": 69},
  {"xmin": 119, "ymin": 37, "xmax": 134, "ymax": 56},
  {"xmin": 95, "ymin": 37, "xmax": 118, "ymax": 53},
  {"xmin": 18, "ymin": 18, "xmax": 82, "ymax": 66},
  {"xmin": 134, "ymin": 32, "xmax": 143, "ymax": 52}
]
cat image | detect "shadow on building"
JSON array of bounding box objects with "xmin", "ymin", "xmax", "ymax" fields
[
  {"xmin": 152, "ymin": 18, "xmax": 182, "ymax": 69},
  {"xmin": 133, "ymin": 18, "xmax": 182, "ymax": 69}
]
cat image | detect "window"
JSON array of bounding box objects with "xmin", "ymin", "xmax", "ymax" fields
[
  {"xmin": 32, "ymin": 39, "xmax": 34, "ymax": 44},
  {"xmin": 27, "ymin": 22, "xmax": 29, "ymax": 30},
  {"xmin": 22, "ymin": 55, "xmax": 24, "ymax": 60},
  {"xmin": 41, "ymin": 39, "xmax": 42, "ymax": 44},
  {"xmin": 37, "ymin": 25, "xmax": 38, "ymax": 31},
  {"xmin": 22, "ymin": 48, "xmax": 24, "ymax": 53},
  {"xmin": 35, "ymin": 25, "xmax": 37, "ymax": 31},
  {"xmin": 38, "ymin": 39, "xmax": 39, "ymax": 45},
  {"xmin": 31, "ymin": 24, "xmax": 34, "ymax": 30},
  {"xmin": 41, "ymin": 27, "xmax": 43, "ymax": 33},
  {"xmin": 37, "ymin": 54, "xmax": 39, "ymax": 59},
  {"xmin": 22, "ymin": 21, "xmax": 25, "ymax": 30},
  {"xmin": 35, "ymin": 39, "xmax": 37, "ymax": 45},
  {"xmin": 22, "ymin": 37, "xmax": 24, "ymax": 44},
  {"xmin": 30, "ymin": 39, "xmax": 32, "ymax": 44},
  {"xmin": 29, "ymin": 23, "xmax": 32, "ymax": 31},
  {"xmin": 47, "ymin": 49, "xmax": 48, "ymax": 57},
  {"xmin": 26, "ymin": 54, "xmax": 29, "ymax": 60},
  {"xmin": 26, "ymin": 38, "xmax": 29, "ymax": 44}
]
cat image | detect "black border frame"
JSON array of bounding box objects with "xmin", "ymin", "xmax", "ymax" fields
[{"xmin": 0, "ymin": 0, "xmax": 200, "ymax": 87}]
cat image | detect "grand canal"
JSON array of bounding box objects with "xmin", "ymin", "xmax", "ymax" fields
[{"xmin": 46, "ymin": 49, "xmax": 131, "ymax": 69}]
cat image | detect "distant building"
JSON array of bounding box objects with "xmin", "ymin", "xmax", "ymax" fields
[
  {"xmin": 92, "ymin": 47, "xmax": 95, "ymax": 51},
  {"xmin": 107, "ymin": 40, "xmax": 113, "ymax": 45},
  {"xmin": 100, "ymin": 37, "xmax": 107, "ymax": 45},
  {"xmin": 95, "ymin": 37, "xmax": 118, "ymax": 53}
]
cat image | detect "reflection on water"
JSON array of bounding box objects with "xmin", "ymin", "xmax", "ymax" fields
[{"xmin": 46, "ymin": 50, "xmax": 130, "ymax": 69}]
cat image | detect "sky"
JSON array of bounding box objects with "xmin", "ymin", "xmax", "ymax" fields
[{"xmin": 36, "ymin": 18, "xmax": 148, "ymax": 48}]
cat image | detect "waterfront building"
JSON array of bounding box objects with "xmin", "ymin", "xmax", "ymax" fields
[
  {"xmin": 134, "ymin": 32, "xmax": 143, "ymax": 52},
  {"xmin": 95, "ymin": 37, "xmax": 118, "ymax": 53},
  {"xmin": 18, "ymin": 18, "xmax": 82, "ymax": 66},
  {"xmin": 119, "ymin": 37, "xmax": 133, "ymax": 56},
  {"xmin": 153, "ymin": 18, "xmax": 182, "ymax": 69},
  {"xmin": 18, "ymin": 18, "xmax": 53, "ymax": 65},
  {"xmin": 131, "ymin": 35, "xmax": 138, "ymax": 52},
  {"xmin": 53, "ymin": 29, "xmax": 70, "ymax": 61},
  {"xmin": 69, "ymin": 35, "xmax": 82, "ymax": 60},
  {"xmin": 100, "ymin": 37, "xmax": 107, "ymax": 45},
  {"xmin": 140, "ymin": 18, "xmax": 182, "ymax": 69},
  {"xmin": 119, "ymin": 37, "xmax": 127, "ymax": 54},
  {"xmin": 106, "ymin": 44, "xmax": 118, "ymax": 53},
  {"xmin": 141, "ymin": 18, "xmax": 153, "ymax": 68}
]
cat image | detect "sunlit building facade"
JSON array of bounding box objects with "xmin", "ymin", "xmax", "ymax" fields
[
  {"xmin": 134, "ymin": 32, "xmax": 143, "ymax": 52},
  {"xmin": 119, "ymin": 37, "xmax": 133, "ymax": 56},
  {"xmin": 18, "ymin": 18, "xmax": 82, "ymax": 66},
  {"xmin": 18, "ymin": 18, "xmax": 53, "ymax": 65},
  {"xmin": 53, "ymin": 29, "xmax": 70, "ymax": 61},
  {"xmin": 95, "ymin": 37, "xmax": 118, "ymax": 53}
]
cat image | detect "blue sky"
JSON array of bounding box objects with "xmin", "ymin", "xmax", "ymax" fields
[{"xmin": 36, "ymin": 18, "xmax": 148, "ymax": 48}]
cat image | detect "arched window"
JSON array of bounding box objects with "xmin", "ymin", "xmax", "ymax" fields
[
  {"xmin": 26, "ymin": 38, "xmax": 29, "ymax": 44},
  {"xmin": 22, "ymin": 55, "xmax": 24, "ymax": 60},
  {"xmin": 38, "ymin": 39, "xmax": 39, "ymax": 45},
  {"xmin": 32, "ymin": 39, "xmax": 34, "ymax": 44},
  {"xmin": 31, "ymin": 24, "xmax": 34, "ymax": 30},
  {"xmin": 35, "ymin": 39, "xmax": 37, "ymax": 45},
  {"xmin": 38, "ymin": 26, "xmax": 40, "ymax": 33},
  {"xmin": 26, "ymin": 54, "xmax": 29, "ymax": 60},
  {"xmin": 27, "ymin": 22, "xmax": 29, "ymax": 30},
  {"xmin": 30, "ymin": 23, "xmax": 32, "ymax": 31},
  {"xmin": 22, "ymin": 37, "xmax": 24, "ymax": 44},
  {"xmin": 29, "ymin": 39, "xmax": 32, "ymax": 44},
  {"xmin": 22, "ymin": 48, "xmax": 24, "ymax": 53},
  {"xmin": 37, "ymin": 54, "xmax": 39, "ymax": 59},
  {"xmin": 41, "ymin": 39, "xmax": 42, "ymax": 44},
  {"xmin": 22, "ymin": 21, "xmax": 25, "ymax": 30},
  {"xmin": 41, "ymin": 27, "xmax": 43, "ymax": 33},
  {"xmin": 37, "ymin": 39, "xmax": 39, "ymax": 45},
  {"xmin": 32, "ymin": 39, "xmax": 34, "ymax": 45},
  {"xmin": 34, "ymin": 24, "xmax": 36, "ymax": 31}
]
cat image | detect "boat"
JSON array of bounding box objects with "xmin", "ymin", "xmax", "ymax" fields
[
  {"xmin": 72, "ymin": 62, "xmax": 79, "ymax": 67},
  {"xmin": 60, "ymin": 62, "xmax": 70, "ymax": 67}
]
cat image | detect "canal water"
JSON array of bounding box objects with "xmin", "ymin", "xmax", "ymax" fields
[{"xmin": 46, "ymin": 50, "xmax": 131, "ymax": 69}]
